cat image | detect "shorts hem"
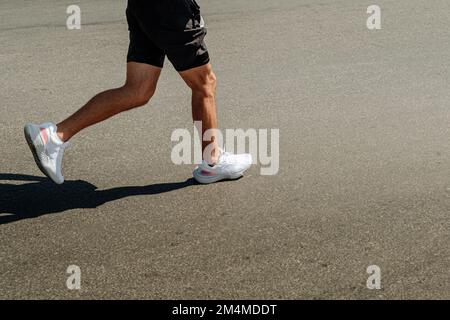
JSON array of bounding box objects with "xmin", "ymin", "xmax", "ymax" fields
[
  {"xmin": 126, "ymin": 57, "xmax": 164, "ymax": 69},
  {"xmin": 175, "ymin": 56, "xmax": 211, "ymax": 72}
]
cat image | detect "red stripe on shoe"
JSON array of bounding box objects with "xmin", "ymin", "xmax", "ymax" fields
[
  {"xmin": 200, "ymin": 170, "xmax": 216, "ymax": 176},
  {"xmin": 40, "ymin": 128, "xmax": 49, "ymax": 144}
]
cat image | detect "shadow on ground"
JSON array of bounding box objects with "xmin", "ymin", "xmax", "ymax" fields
[{"xmin": 0, "ymin": 173, "xmax": 196, "ymax": 225}]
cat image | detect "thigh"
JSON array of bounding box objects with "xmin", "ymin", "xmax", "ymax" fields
[
  {"xmin": 125, "ymin": 62, "xmax": 162, "ymax": 93},
  {"xmin": 126, "ymin": 6, "xmax": 165, "ymax": 68},
  {"xmin": 178, "ymin": 63, "xmax": 214, "ymax": 90},
  {"xmin": 153, "ymin": 0, "xmax": 210, "ymax": 72}
]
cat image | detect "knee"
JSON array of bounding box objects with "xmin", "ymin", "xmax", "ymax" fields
[
  {"xmin": 123, "ymin": 84, "xmax": 156, "ymax": 108},
  {"xmin": 190, "ymin": 71, "xmax": 217, "ymax": 99}
]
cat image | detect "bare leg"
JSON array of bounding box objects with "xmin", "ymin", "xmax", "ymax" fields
[
  {"xmin": 179, "ymin": 63, "xmax": 219, "ymax": 165},
  {"xmin": 57, "ymin": 62, "xmax": 161, "ymax": 142}
]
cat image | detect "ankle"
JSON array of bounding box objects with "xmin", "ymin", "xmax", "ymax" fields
[
  {"xmin": 55, "ymin": 125, "xmax": 70, "ymax": 142},
  {"xmin": 204, "ymin": 148, "xmax": 221, "ymax": 166}
]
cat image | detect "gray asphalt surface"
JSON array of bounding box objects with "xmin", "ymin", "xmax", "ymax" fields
[{"xmin": 1, "ymin": 0, "xmax": 449, "ymax": 299}]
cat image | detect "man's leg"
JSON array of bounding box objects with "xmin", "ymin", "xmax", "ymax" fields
[
  {"xmin": 179, "ymin": 63, "xmax": 219, "ymax": 165},
  {"xmin": 24, "ymin": 62, "xmax": 161, "ymax": 184},
  {"xmin": 179, "ymin": 63, "xmax": 252, "ymax": 184},
  {"xmin": 57, "ymin": 62, "xmax": 161, "ymax": 142}
]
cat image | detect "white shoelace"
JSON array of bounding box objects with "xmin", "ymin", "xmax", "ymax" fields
[{"xmin": 46, "ymin": 135, "xmax": 69, "ymax": 160}]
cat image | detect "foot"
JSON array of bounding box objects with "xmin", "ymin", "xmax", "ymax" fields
[
  {"xmin": 193, "ymin": 150, "xmax": 252, "ymax": 184},
  {"xmin": 24, "ymin": 122, "xmax": 69, "ymax": 184}
]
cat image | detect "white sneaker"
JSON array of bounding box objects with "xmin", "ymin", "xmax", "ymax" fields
[
  {"xmin": 24, "ymin": 122, "xmax": 69, "ymax": 184},
  {"xmin": 193, "ymin": 150, "xmax": 252, "ymax": 184}
]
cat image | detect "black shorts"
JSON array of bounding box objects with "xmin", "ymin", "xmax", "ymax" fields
[{"xmin": 126, "ymin": 0, "xmax": 210, "ymax": 72}]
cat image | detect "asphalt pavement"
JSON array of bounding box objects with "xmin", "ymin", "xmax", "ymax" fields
[{"xmin": 0, "ymin": 0, "xmax": 449, "ymax": 299}]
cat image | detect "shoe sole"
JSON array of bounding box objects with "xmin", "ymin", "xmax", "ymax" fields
[
  {"xmin": 193, "ymin": 170, "xmax": 244, "ymax": 184},
  {"xmin": 24, "ymin": 124, "xmax": 56, "ymax": 183}
]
